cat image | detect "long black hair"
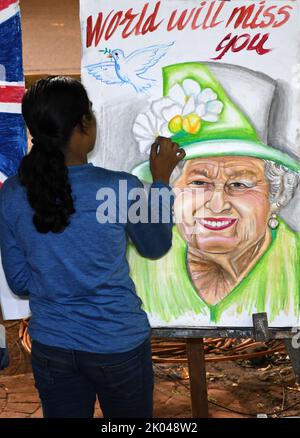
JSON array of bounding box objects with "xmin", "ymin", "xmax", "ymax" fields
[{"xmin": 19, "ymin": 76, "xmax": 93, "ymax": 234}]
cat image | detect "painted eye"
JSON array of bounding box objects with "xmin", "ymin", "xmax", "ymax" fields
[
  {"xmin": 231, "ymin": 182, "xmax": 246, "ymax": 188},
  {"xmin": 228, "ymin": 181, "xmax": 254, "ymax": 190},
  {"xmin": 189, "ymin": 181, "xmax": 210, "ymax": 187}
]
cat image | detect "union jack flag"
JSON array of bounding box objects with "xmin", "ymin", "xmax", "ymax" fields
[{"xmin": 0, "ymin": 0, "xmax": 27, "ymax": 187}]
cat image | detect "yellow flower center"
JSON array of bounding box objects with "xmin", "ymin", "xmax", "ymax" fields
[
  {"xmin": 168, "ymin": 115, "xmax": 183, "ymax": 134},
  {"xmin": 182, "ymin": 113, "xmax": 201, "ymax": 134}
]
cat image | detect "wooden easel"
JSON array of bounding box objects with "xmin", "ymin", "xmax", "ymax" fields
[{"xmin": 152, "ymin": 313, "xmax": 300, "ymax": 418}]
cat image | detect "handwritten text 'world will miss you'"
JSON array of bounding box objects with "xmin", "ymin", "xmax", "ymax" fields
[{"xmin": 85, "ymin": 0, "xmax": 294, "ymax": 60}]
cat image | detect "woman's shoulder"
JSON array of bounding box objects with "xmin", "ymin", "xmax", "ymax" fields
[
  {"xmin": 1, "ymin": 175, "xmax": 23, "ymax": 199},
  {"xmin": 0, "ymin": 175, "xmax": 26, "ymax": 218},
  {"xmin": 90, "ymin": 165, "xmax": 141, "ymax": 188}
]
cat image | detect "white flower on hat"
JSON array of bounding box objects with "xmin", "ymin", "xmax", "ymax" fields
[
  {"xmin": 133, "ymin": 109, "xmax": 171, "ymax": 155},
  {"xmin": 132, "ymin": 79, "xmax": 224, "ymax": 154},
  {"xmin": 164, "ymin": 79, "xmax": 224, "ymax": 134}
]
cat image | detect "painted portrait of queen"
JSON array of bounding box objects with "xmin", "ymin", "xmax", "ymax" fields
[{"xmin": 128, "ymin": 62, "xmax": 300, "ymax": 327}]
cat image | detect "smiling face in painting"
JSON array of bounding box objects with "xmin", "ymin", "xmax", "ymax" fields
[{"xmin": 173, "ymin": 156, "xmax": 272, "ymax": 255}]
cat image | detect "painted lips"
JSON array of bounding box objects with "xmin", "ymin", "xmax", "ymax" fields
[{"xmin": 198, "ymin": 218, "xmax": 237, "ymax": 231}]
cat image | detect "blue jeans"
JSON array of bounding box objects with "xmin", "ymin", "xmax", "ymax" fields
[{"xmin": 31, "ymin": 337, "xmax": 154, "ymax": 418}]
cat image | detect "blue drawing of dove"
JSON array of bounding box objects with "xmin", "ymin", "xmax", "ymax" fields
[{"xmin": 85, "ymin": 42, "xmax": 174, "ymax": 93}]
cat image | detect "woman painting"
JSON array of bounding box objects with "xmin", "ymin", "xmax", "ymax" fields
[{"xmin": 0, "ymin": 76, "xmax": 184, "ymax": 417}]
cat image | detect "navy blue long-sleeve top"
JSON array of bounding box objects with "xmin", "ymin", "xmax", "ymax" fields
[{"xmin": 0, "ymin": 163, "xmax": 174, "ymax": 353}]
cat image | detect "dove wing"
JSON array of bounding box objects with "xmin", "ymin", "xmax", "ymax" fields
[
  {"xmin": 85, "ymin": 61, "xmax": 122, "ymax": 85},
  {"xmin": 127, "ymin": 43, "xmax": 174, "ymax": 76}
]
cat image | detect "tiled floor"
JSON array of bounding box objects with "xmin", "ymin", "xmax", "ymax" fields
[
  {"xmin": 0, "ymin": 370, "xmax": 246, "ymax": 418},
  {"xmin": 1, "ymin": 360, "xmax": 300, "ymax": 419}
]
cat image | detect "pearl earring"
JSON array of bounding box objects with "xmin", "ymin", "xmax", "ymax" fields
[{"xmin": 268, "ymin": 213, "xmax": 279, "ymax": 230}]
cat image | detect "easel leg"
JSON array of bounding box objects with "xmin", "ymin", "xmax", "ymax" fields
[
  {"xmin": 186, "ymin": 338, "xmax": 209, "ymax": 418},
  {"xmin": 284, "ymin": 339, "xmax": 300, "ymax": 384}
]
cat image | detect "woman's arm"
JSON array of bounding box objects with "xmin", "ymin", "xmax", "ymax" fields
[
  {"xmin": 126, "ymin": 137, "xmax": 185, "ymax": 260},
  {"xmin": 126, "ymin": 177, "xmax": 174, "ymax": 259},
  {"xmin": 0, "ymin": 191, "xmax": 31, "ymax": 296}
]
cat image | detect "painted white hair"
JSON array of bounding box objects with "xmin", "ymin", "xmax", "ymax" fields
[
  {"xmin": 264, "ymin": 160, "xmax": 300, "ymax": 208},
  {"xmin": 172, "ymin": 159, "xmax": 300, "ymax": 209}
]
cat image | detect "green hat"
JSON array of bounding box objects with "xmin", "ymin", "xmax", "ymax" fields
[{"xmin": 132, "ymin": 62, "xmax": 300, "ymax": 182}]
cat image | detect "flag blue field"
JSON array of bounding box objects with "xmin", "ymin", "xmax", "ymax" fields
[{"xmin": 0, "ymin": 0, "xmax": 26, "ymax": 184}]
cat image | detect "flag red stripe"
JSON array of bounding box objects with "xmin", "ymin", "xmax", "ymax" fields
[
  {"xmin": 0, "ymin": 0, "xmax": 18, "ymax": 12},
  {"xmin": 0, "ymin": 85, "xmax": 24, "ymax": 104}
]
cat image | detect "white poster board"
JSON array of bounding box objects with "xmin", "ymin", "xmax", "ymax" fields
[{"xmin": 58, "ymin": 1, "xmax": 300, "ymax": 327}]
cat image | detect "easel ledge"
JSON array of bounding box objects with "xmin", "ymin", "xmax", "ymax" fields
[{"xmin": 152, "ymin": 327, "xmax": 295, "ymax": 340}]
